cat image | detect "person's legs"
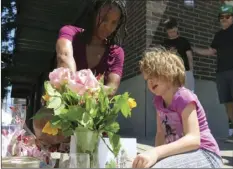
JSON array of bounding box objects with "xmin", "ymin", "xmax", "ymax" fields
[
  {"xmin": 152, "ymin": 149, "xmax": 222, "ymax": 168},
  {"xmin": 216, "ymin": 70, "xmax": 233, "ymax": 142},
  {"xmin": 185, "ymin": 71, "xmax": 195, "ymax": 92},
  {"xmin": 228, "ymin": 70, "xmax": 233, "ymax": 126},
  {"xmin": 225, "ymin": 102, "xmax": 233, "ymax": 129},
  {"xmin": 225, "ymin": 70, "xmax": 233, "ymax": 142},
  {"xmin": 224, "ymin": 102, "xmax": 233, "ymax": 143}
]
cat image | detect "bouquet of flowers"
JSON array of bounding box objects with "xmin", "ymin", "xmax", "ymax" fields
[{"xmin": 34, "ymin": 68, "xmax": 136, "ymax": 167}]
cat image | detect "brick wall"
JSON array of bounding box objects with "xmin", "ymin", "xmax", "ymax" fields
[
  {"xmin": 122, "ymin": 1, "xmax": 147, "ymax": 80},
  {"xmin": 123, "ymin": 0, "xmax": 221, "ymax": 81}
]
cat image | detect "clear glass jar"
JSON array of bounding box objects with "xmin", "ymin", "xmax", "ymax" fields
[{"xmin": 2, "ymin": 157, "xmax": 41, "ymax": 168}]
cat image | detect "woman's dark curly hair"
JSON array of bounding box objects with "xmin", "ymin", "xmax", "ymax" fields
[{"xmin": 79, "ymin": 0, "xmax": 127, "ymax": 46}]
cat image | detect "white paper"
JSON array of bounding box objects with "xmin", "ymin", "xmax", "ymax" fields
[{"xmin": 98, "ymin": 138, "xmax": 137, "ymax": 168}]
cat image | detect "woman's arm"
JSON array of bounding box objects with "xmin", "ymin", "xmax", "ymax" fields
[
  {"xmin": 56, "ymin": 38, "xmax": 76, "ymax": 73},
  {"xmin": 155, "ymin": 112, "xmax": 165, "ymax": 147},
  {"xmin": 105, "ymin": 73, "xmax": 121, "ymax": 96},
  {"xmin": 154, "ymin": 103, "xmax": 200, "ymax": 160},
  {"xmin": 105, "ymin": 47, "xmax": 125, "ymax": 96}
]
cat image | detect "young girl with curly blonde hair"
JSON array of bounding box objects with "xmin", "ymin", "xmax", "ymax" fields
[{"xmin": 133, "ymin": 48, "xmax": 223, "ymax": 168}]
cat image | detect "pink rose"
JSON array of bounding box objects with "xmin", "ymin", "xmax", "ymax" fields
[
  {"xmin": 67, "ymin": 69, "xmax": 100, "ymax": 95},
  {"xmin": 49, "ymin": 68, "xmax": 73, "ymax": 89}
]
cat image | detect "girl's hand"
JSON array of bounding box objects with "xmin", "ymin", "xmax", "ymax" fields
[{"xmin": 132, "ymin": 149, "xmax": 158, "ymax": 168}]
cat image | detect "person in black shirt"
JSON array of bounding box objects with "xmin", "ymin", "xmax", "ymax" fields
[
  {"xmin": 193, "ymin": 4, "xmax": 233, "ymax": 142},
  {"xmin": 162, "ymin": 17, "xmax": 195, "ymax": 91}
]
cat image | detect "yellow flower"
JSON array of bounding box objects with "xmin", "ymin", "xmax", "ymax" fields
[
  {"xmin": 42, "ymin": 93, "xmax": 50, "ymax": 102},
  {"xmin": 42, "ymin": 121, "xmax": 58, "ymax": 136},
  {"xmin": 128, "ymin": 98, "xmax": 137, "ymax": 109}
]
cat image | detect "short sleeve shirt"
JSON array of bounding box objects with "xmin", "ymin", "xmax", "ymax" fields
[
  {"xmin": 58, "ymin": 25, "xmax": 125, "ymax": 80},
  {"xmin": 153, "ymin": 87, "xmax": 220, "ymax": 156},
  {"xmin": 163, "ymin": 37, "xmax": 192, "ymax": 71},
  {"xmin": 210, "ymin": 24, "xmax": 233, "ymax": 72}
]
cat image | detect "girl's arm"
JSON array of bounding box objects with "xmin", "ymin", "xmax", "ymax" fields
[
  {"xmin": 155, "ymin": 112, "xmax": 165, "ymax": 147},
  {"xmin": 154, "ymin": 102, "xmax": 200, "ymax": 161}
]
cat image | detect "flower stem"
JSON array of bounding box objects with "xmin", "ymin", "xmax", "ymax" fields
[{"xmin": 100, "ymin": 135, "xmax": 115, "ymax": 157}]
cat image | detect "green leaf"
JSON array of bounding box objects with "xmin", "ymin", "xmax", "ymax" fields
[
  {"xmin": 104, "ymin": 97, "xmax": 110, "ymax": 108},
  {"xmin": 112, "ymin": 95, "xmax": 121, "ymax": 100},
  {"xmin": 120, "ymin": 102, "xmax": 131, "ymax": 118},
  {"xmin": 112, "ymin": 92, "xmax": 131, "ymax": 118},
  {"xmin": 50, "ymin": 116, "xmax": 61, "ymax": 127},
  {"xmin": 47, "ymin": 96, "xmax": 62, "ymax": 110},
  {"xmin": 85, "ymin": 97, "xmax": 96, "ymax": 111},
  {"xmin": 98, "ymin": 86, "xmax": 110, "ymax": 113},
  {"xmin": 104, "ymin": 114, "xmax": 117, "ymax": 126},
  {"xmin": 105, "ymin": 159, "xmax": 117, "ymax": 168},
  {"xmin": 104, "ymin": 122, "xmax": 120, "ymax": 133},
  {"xmin": 53, "ymin": 104, "xmax": 66, "ymax": 116},
  {"xmin": 62, "ymin": 93, "xmax": 72, "ymax": 104},
  {"xmin": 44, "ymin": 81, "xmax": 61, "ymax": 97},
  {"xmin": 31, "ymin": 108, "xmax": 53, "ymax": 120},
  {"xmin": 81, "ymin": 113, "xmax": 92, "ymax": 126},
  {"xmin": 61, "ymin": 121, "xmax": 71, "ymax": 131},
  {"xmin": 98, "ymin": 114, "xmax": 117, "ymax": 130},
  {"xmin": 112, "ymin": 93, "xmax": 127, "ymax": 113},
  {"xmin": 83, "ymin": 92, "xmax": 89, "ymax": 102},
  {"xmin": 58, "ymin": 109, "xmax": 69, "ymax": 118},
  {"xmin": 62, "ymin": 89, "xmax": 81, "ymax": 105},
  {"xmin": 89, "ymin": 108, "xmax": 97, "ymax": 118},
  {"xmin": 62, "ymin": 129, "xmax": 73, "ymax": 137},
  {"xmin": 65, "ymin": 106, "xmax": 84, "ymax": 121},
  {"xmin": 108, "ymin": 133, "xmax": 121, "ymax": 157},
  {"xmin": 31, "ymin": 112, "xmax": 47, "ymax": 120}
]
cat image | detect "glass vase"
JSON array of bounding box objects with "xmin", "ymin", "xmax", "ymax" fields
[{"xmin": 73, "ymin": 126, "xmax": 99, "ymax": 168}]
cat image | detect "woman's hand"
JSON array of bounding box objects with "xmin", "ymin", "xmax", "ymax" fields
[
  {"xmin": 56, "ymin": 38, "xmax": 76, "ymax": 73},
  {"xmin": 132, "ymin": 149, "xmax": 158, "ymax": 168},
  {"xmin": 103, "ymin": 85, "xmax": 115, "ymax": 97}
]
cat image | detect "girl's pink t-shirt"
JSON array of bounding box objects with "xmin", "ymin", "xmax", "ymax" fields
[{"xmin": 154, "ymin": 87, "xmax": 220, "ymax": 156}]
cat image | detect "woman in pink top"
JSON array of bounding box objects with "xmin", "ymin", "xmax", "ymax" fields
[
  {"xmin": 34, "ymin": 0, "xmax": 127, "ymax": 149},
  {"xmin": 56, "ymin": 0, "xmax": 127, "ymax": 96},
  {"xmin": 133, "ymin": 48, "xmax": 223, "ymax": 168}
]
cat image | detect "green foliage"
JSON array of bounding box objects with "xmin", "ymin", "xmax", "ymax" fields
[
  {"xmin": 1, "ymin": 0, "xmax": 17, "ymax": 100},
  {"xmin": 35, "ymin": 76, "xmax": 136, "ymax": 157}
]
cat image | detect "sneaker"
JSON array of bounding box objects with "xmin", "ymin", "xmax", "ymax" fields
[{"xmin": 224, "ymin": 135, "xmax": 233, "ymax": 143}]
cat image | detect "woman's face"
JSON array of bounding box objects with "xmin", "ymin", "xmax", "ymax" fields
[{"xmin": 95, "ymin": 4, "xmax": 121, "ymax": 40}]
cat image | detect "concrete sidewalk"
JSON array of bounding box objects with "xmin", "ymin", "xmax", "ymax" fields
[{"xmin": 136, "ymin": 138, "xmax": 233, "ymax": 168}]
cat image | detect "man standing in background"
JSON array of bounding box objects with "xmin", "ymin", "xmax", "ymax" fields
[
  {"xmin": 193, "ymin": 4, "xmax": 233, "ymax": 143},
  {"xmin": 162, "ymin": 17, "xmax": 195, "ymax": 91}
]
